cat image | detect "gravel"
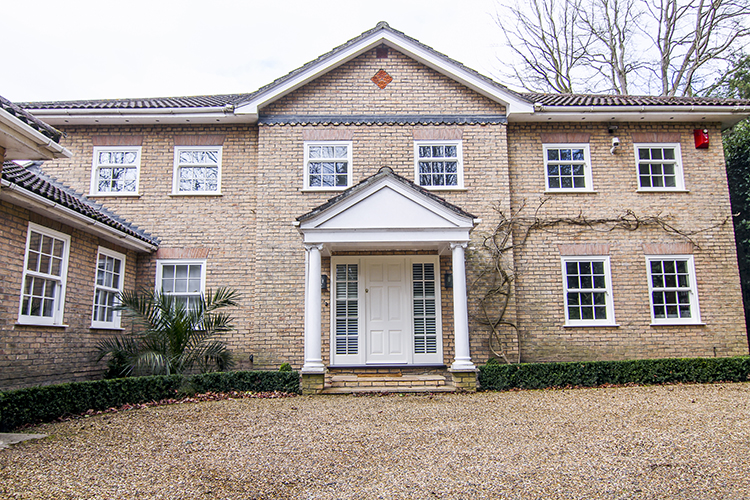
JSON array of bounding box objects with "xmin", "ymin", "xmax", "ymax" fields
[{"xmin": 1, "ymin": 383, "xmax": 749, "ymax": 499}]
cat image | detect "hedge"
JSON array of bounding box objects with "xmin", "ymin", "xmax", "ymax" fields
[
  {"xmin": 0, "ymin": 370, "xmax": 300, "ymax": 431},
  {"xmin": 478, "ymin": 356, "xmax": 750, "ymax": 391}
]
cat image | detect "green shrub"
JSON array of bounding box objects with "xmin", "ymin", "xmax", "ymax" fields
[
  {"xmin": 478, "ymin": 356, "xmax": 750, "ymax": 391},
  {"xmin": 0, "ymin": 370, "xmax": 300, "ymax": 431},
  {"xmin": 279, "ymin": 363, "xmax": 292, "ymax": 372}
]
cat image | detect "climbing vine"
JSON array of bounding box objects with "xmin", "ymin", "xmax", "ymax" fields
[{"xmin": 466, "ymin": 198, "xmax": 729, "ymax": 364}]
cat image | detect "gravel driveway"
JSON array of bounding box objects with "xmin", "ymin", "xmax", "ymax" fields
[{"xmin": 1, "ymin": 383, "xmax": 749, "ymax": 499}]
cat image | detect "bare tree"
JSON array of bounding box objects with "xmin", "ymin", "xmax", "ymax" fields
[
  {"xmin": 495, "ymin": 0, "xmax": 750, "ymax": 96},
  {"xmin": 494, "ymin": 0, "xmax": 592, "ymax": 93},
  {"xmin": 578, "ymin": 0, "xmax": 643, "ymax": 94}
]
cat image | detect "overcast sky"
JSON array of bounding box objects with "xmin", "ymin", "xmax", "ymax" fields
[{"xmin": 5, "ymin": 0, "xmax": 503, "ymax": 103}]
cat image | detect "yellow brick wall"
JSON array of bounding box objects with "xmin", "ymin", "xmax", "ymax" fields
[{"xmin": 0, "ymin": 201, "xmax": 139, "ymax": 390}]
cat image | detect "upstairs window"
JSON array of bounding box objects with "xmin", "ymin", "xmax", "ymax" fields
[
  {"xmin": 173, "ymin": 147, "xmax": 222, "ymax": 195},
  {"xmin": 544, "ymin": 144, "xmax": 593, "ymax": 192},
  {"xmin": 415, "ymin": 141, "xmax": 463, "ymax": 189},
  {"xmin": 18, "ymin": 223, "xmax": 70, "ymax": 326},
  {"xmin": 635, "ymin": 144, "xmax": 684, "ymax": 191},
  {"xmin": 92, "ymin": 248, "xmax": 126, "ymax": 329},
  {"xmin": 304, "ymin": 142, "xmax": 352, "ymax": 190},
  {"xmin": 91, "ymin": 147, "xmax": 141, "ymax": 195}
]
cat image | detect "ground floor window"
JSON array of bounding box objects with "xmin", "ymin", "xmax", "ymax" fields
[
  {"xmin": 18, "ymin": 223, "xmax": 71, "ymax": 326},
  {"xmin": 156, "ymin": 260, "xmax": 206, "ymax": 310},
  {"xmin": 646, "ymin": 255, "xmax": 701, "ymax": 324},
  {"xmin": 561, "ymin": 256, "xmax": 616, "ymax": 327},
  {"xmin": 91, "ymin": 247, "xmax": 126, "ymax": 329}
]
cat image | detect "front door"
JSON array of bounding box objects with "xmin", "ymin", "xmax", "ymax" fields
[
  {"xmin": 365, "ymin": 259, "xmax": 409, "ymax": 364},
  {"xmin": 330, "ymin": 256, "xmax": 443, "ymax": 366}
]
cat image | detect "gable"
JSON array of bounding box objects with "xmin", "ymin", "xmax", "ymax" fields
[{"xmin": 261, "ymin": 47, "xmax": 506, "ymax": 117}]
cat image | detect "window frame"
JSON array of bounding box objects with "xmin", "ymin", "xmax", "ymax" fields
[
  {"xmin": 543, "ymin": 144, "xmax": 594, "ymax": 193},
  {"xmin": 155, "ymin": 259, "xmax": 207, "ymax": 311},
  {"xmin": 90, "ymin": 146, "xmax": 142, "ymax": 196},
  {"xmin": 413, "ymin": 140, "xmax": 464, "ymax": 190},
  {"xmin": 561, "ymin": 256, "xmax": 617, "ymax": 327},
  {"xmin": 634, "ymin": 143, "xmax": 685, "ymax": 192},
  {"xmin": 91, "ymin": 247, "xmax": 126, "ymax": 330},
  {"xmin": 303, "ymin": 141, "xmax": 353, "ymax": 191},
  {"xmin": 645, "ymin": 254, "xmax": 702, "ymax": 325},
  {"xmin": 172, "ymin": 146, "xmax": 223, "ymax": 195},
  {"xmin": 18, "ymin": 223, "xmax": 71, "ymax": 326}
]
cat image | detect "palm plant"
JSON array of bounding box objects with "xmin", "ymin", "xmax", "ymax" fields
[{"xmin": 96, "ymin": 287, "xmax": 239, "ymax": 377}]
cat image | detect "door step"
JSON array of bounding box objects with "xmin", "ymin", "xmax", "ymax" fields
[{"xmin": 321, "ymin": 372, "xmax": 456, "ymax": 394}]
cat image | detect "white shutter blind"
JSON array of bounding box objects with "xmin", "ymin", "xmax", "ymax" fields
[
  {"xmin": 335, "ymin": 264, "xmax": 358, "ymax": 355},
  {"xmin": 412, "ymin": 263, "xmax": 437, "ymax": 354}
]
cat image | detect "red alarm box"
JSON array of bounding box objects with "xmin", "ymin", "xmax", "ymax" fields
[{"xmin": 694, "ymin": 129, "xmax": 709, "ymax": 149}]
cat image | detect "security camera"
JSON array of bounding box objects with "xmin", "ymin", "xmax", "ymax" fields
[{"xmin": 612, "ymin": 137, "xmax": 620, "ymax": 147}]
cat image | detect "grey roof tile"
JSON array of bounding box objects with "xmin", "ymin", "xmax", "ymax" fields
[
  {"xmin": 0, "ymin": 95, "xmax": 64, "ymax": 141},
  {"xmin": 2, "ymin": 161, "xmax": 159, "ymax": 246},
  {"xmin": 524, "ymin": 93, "xmax": 750, "ymax": 107}
]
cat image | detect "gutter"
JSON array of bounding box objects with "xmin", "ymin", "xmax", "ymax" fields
[
  {"xmin": 0, "ymin": 108, "xmax": 72, "ymax": 159},
  {"xmin": 0, "ymin": 178, "xmax": 157, "ymax": 253},
  {"xmin": 535, "ymin": 104, "xmax": 750, "ymax": 114}
]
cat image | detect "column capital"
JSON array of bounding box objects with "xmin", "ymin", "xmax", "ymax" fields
[
  {"xmin": 450, "ymin": 242, "xmax": 468, "ymax": 250},
  {"xmin": 304, "ymin": 243, "xmax": 325, "ymax": 252}
]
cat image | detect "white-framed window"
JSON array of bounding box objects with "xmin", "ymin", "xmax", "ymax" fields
[
  {"xmin": 155, "ymin": 260, "xmax": 206, "ymax": 311},
  {"xmin": 645, "ymin": 255, "xmax": 701, "ymax": 324},
  {"xmin": 414, "ymin": 140, "xmax": 463, "ymax": 189},
  {"xmin": 90, "ymin": 147, "xmax": 141, "ymax": 195},
  {"xmin": 91, "ymin": 247, "xmax": 126, "ymax": 329},
  {"xmin": 544, "ymin": 144, "xmax": 593, "ymax": 192},
  {"xmin": 18, "ymin": 223, "xmax": 71, "ymax": 326},
  {"xmin": 561, "ymin": 256, "xmax": 616, "ymax": 326},
  {"xmin": 304, "ymin": 141, "xmax": 353, "ymax": 190},
  {"xmin": 634, "ymin": 143, "xmax": 684, "ymax": 191},
  {"xmin": 172, "ymin": 146, "xmax": 222, "ymax": 195}
]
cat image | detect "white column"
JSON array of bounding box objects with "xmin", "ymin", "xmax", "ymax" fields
[
  {"xmin": 302, "ymin": 244, "xmax": 325, "ymax": 373},
  {"xmin": 450, "ymin": 242, "xmax": 475, "ymax": 371}
]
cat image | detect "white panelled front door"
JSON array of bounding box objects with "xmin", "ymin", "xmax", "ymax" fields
[
  {"xmin": 331, "ymin": 256, "xmax": 442, "ymax": 366},
  {"xmin": 365, "ymin": 259, "xmax": 409, "ymax": 364}
]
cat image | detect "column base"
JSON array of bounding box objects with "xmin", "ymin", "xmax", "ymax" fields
[
  {"xmin": 449, "ymin": 369, "xmax": 478, "ymax": 392},
  {"xmin": 301, "ymin": 373, "xmax": 326, "ymax": 395}
]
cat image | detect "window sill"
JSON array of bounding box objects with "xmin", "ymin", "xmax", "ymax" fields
[
  {"xmin": 422, "ymin": 187, "xmax": 467, "ymax": 192},
  {"xmin": 545, "ymin": 189, "xmax": 597, "ymax": 194},
  {"xmin": 170, "ymin": 192, "xmax": 222, "ymax": 197},
  {"xmin": 88, "ymin": 193, "xmax": 141, "ymax": 198},
  {"xmin": 16, "ymin": 322, "xmax": 68, "ymax": 328},
  {"xmin": 650, "ymin": 322, "xmax": 706, "ymax": 327},
  {"xmin": 90, "ymin": 325, "xmax": 125, "ymax": 331},
  {"xmin": 301, "ymin": 187, "xmax": 350, "ymax": 193},
  {"xmin": 636, "ymin": 189, "xmax": 690, "ymax": 193},
  {"xmin": 564, "ymin": 323, "xmax": 620, "ymax": 328}
]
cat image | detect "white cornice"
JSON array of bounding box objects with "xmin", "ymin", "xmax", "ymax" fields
[{"xmin": 0, "ymin": 108, "xmax": 72, "ymax": 160}]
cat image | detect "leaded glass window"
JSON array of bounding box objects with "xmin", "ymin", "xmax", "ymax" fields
[
  {"xmin": 92, "ymin": 147, "xmax": 141, "ymax": 194},
  {"xmin": 305, "ymin": 142, "xmax": 352, "ymax": 189},
  {"xmin": 174, "ymin": 147, "xmax": 221, "ymax": 194},
  {"xmin": 416, "ymin": 142, "xmax": 461, "ymax": 188},
  {"xmin": 413, "ymin": 263, "xmax": 437, "ymax": 354},
  {"xmin": 335, "ymin": 264, "xmax": 359, "ymax": 355}
]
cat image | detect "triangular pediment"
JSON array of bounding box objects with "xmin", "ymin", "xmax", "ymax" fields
[
  {"xmin": 235, "ymin": 23, "xmax": 533, "ymax": 119},
  {"xmin": 297, "ymin": 168, "xmax": 476, "ymax": 247}
]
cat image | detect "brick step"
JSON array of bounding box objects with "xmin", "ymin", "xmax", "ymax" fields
[
  {"xmin": 321, "ymin": 385, "xmax": 457, "ymax": 394},
  {"xmin": 330, "ymin": 374, "xmax": 447, "ymax": 383}
]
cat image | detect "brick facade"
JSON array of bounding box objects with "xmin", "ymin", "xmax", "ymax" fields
[{"xmin": 4, "ymin": 41, "xmax": 747, "ymax": 390}]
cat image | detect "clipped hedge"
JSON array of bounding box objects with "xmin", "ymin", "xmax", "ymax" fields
[
  {"xmin": 0, "ymin": 370, "xmax": 300, "ymax": 431},
  {"xmin": 479, "ymin": 356, "xmax": 750, "ymax": 391}
]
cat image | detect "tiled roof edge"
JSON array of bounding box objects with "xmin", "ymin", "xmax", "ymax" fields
[{"xmin": 0, "ymin": 95, "xmax": 64, "ymax": 141}]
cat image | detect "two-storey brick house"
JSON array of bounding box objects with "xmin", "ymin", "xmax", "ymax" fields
[{"xmin": 6, "ymin": 22, "xmax": 749, "ymax": 392}]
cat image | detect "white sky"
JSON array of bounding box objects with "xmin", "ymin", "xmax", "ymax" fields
[{"xmin": 4, "ymin": 0, "xmax": 504, "ymax": 103}]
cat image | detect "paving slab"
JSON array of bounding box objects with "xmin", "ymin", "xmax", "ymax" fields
[{"xmin": 0, "ymin": 433, "xmax": 47, "ymax": 450}]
